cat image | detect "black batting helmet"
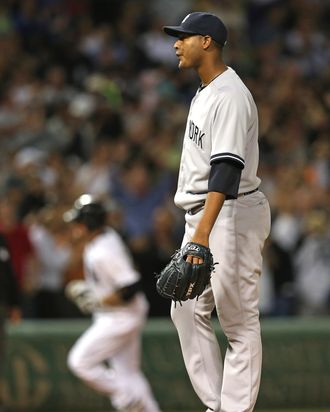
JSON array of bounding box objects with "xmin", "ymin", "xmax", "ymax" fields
[{"xmin": 63, "ymin": 194, "xmax": 107, "ymax": 231}]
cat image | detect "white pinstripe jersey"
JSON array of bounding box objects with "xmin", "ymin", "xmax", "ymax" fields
[
  {"xmin": 174, "ymin": 67, "xmax": 261, "ymax": 210},
  {"xmin": 83, "ymin": 228, "xmax": 142, "ymax": 312}
]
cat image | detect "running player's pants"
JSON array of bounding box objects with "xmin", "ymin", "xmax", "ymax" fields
[
  {"xmin": 67, "ymin": 297, "xmax": 160, "ymax": 412},
  {"xmin": 171, "ymin": 191, "xmax": 271, "ymax": 412}
]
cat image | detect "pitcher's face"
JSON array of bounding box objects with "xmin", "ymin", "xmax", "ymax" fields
[{"xmin": 174, "ymin": 34, "xmax": 205, "ymax": 69}]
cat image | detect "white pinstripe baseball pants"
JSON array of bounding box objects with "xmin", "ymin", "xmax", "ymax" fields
[
  {"xmin": 67, "ymin": 295, "xmax": 160, "ymax": 412},
  {"xmin": 171, "ymin": 191, "xmax": 271, "ymax": 412}
]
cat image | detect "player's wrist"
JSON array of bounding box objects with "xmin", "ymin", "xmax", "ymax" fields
[
  {"xmin": 101, "ymin": 293, "xmax": 122, "ymax": 307},
  {"xmin": 191, "ymin": 234, "xmax": 209, "ymax": 247}
]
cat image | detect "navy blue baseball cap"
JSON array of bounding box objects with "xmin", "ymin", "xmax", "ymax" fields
[{"xmin": 163, "ymin": 12, "xmax": 227, "ymax": 46}]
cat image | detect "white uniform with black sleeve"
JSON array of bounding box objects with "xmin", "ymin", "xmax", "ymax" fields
[
  {"xmin": 171, "ymin": 67, "xmax": 271, "ymax": 412},
  {"xmin": 174, "ymin": 67, "xmax": 260, "ymax": 209},
  {"xmin": 67, "ymin": 228, "xmax": 160, "ymax": 412}
]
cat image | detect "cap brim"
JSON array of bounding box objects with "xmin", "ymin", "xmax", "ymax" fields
[{"xmin": 163, "ymin": 25, "xmax": 196, "ymax": 38}]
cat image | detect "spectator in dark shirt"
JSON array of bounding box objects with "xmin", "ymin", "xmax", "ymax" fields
[{"xmin": 0, "ymin": 233, "xmax": 21, "ymax": 411}]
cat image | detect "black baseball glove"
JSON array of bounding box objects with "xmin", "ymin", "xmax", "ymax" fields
[{"xmin": 156, "ymin": 242, "xmax": 215, "ymax": 304}]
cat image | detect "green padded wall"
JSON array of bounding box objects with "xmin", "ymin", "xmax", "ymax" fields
[{"xmin": 2, "ymin": 318, "xmax": 330, "ymax": 411}]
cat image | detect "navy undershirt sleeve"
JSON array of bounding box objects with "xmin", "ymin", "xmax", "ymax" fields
[{"xmin": 208, "ymin": 161, "xmax": 242, "ymax": 199}]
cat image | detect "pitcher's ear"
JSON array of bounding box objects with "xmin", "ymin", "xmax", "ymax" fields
[{"xmin": 201, "ymin": 35, "xmax": 213, "ymax": 50}]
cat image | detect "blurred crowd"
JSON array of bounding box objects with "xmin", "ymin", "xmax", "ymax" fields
[{"xmin": 0, "ymin": 0, "xmax": 329, "ymax": 319}]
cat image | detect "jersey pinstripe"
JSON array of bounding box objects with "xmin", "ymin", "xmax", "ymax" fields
[
  {"xmin": 174, "ymin": 67, "xmax": 261, "ymax": 210},
  {"xmin": 83, "ymin": 228, "xmax": 143, "ymax": 313}
]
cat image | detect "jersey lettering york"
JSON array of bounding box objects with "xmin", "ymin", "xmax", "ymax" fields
[
  {"xmin": 188, "ymin": 120, "xmax": 205, "ymax": 149},
  {"xmin": 174, "ymin": 67, "xmax": 261, "ymax": 211}
]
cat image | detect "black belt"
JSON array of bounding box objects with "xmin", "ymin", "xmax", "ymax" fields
[
  {"xmin": 187, "ymin": 202, "xmax": 205, "ymax": 215},
  {"xmin": 237, "ymin": 187, "xmax": 259, "ymax": 197},
  {"xmin": 187, "ymin": 188, "xmax": 259, "ymax": 215}
]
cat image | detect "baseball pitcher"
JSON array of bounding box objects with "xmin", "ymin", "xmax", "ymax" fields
[{"xmin": 159, "ymin": 12, "xmax": 271, "ymax": 412}]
